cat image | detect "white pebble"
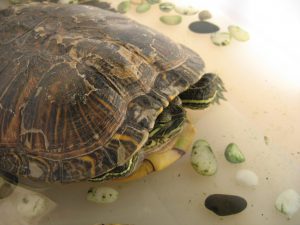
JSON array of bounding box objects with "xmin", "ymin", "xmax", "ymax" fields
[
  {"xmin": 87, "ymin": 187, "xmax": 119, "ymax": 204},
  {"xmin": 236, "ymin": 169, "xmax": 258, "ymax": 187},
  {"xmin": 17, "ymin": 194, "xmax": 48, "ymax": 218},
  {"xmin": 275, "ymin": 189, "xmax": 300, "ymax": 218}
]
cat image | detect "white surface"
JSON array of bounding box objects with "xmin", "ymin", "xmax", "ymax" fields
[{"xmin": 0, "ymin": 0, "xmax": 300, "ymax": 225}]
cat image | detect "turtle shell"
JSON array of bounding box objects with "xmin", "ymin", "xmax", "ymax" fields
[{"xmin": 0, "ymin": 3, "xmax": 205, "ymax": 183}]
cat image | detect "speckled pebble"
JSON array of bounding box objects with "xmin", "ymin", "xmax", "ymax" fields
[
  {"xmin": 191, "ymin": 140, "xmax": 217, "ymax": 176},
  {"xmin": 159, "ymin": 2, "xmax": 174, "ymax": 12},
  {"xmin": 205, "ymin": 194, "xmax": 247, "ymax": 216},
  {"xmin": 189, "ymin": 21, "xmax": 220, "ymax": 34},
  {"xmin": 174, "ymin": 6, "xmax": 198, "ymax": 16},
  {"xmin": 160, "ymin": 15, "xmax": 182, "ymax": 25},
  {"xmin": 87, "ymin": 187, "xmax": 119, "ymax": 204},
  {"xmin": 210, "ymin": 32, "xmax": 231, "ymax": 46}
]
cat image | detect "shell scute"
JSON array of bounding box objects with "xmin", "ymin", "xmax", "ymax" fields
[{"xmin": 0, "ymin": 3, "xmax": 206, "ymax": 183}]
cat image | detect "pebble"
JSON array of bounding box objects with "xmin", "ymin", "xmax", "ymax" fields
[
  {"xmin": 160, "ymin": 15, "xmax": 182, "ymax": 25},
  {"xmin": 17, "ymin": 194, "xmax": 49, "ymax": 218},
  {"xmin": 174, "ymin": 6, "xmax": 198, "ymax": 16},
  {"xmin": 190, "ymin": 140, "xmax": 217, "ymax": 176},
  {"xmin": 189, "ymin": 21, "xmax": 220, "ymax": 34},
  {"xmin": 228, "ymin": 25, "xmax": 250, "ymax": 41},
  {"xmin": 275, "ymin": 189, "xmax": 300, "ymax": 218},
  {"xmin": 159, "ymin": 2, "xmax": 174, "ymax": 13},
  {"xmin": 146, "ymin": 0, "xmax": 160, "ymax": 4},
  {"xmin": 198, "ymin": 10, "xmax": 212, "ymax": 21},
  {"xmin": 136, "ymin": 2, "xmax": 151, "ymax": 13},
  {"xmin": 87, "ymin": 187, "xmax": 119, "ymax": 204},
  {"xmin": 205, "ymin": 194, "xmax": 247, "ymax": 216},
  {"xmin": 117, "ymin": 1, "xmax": 131, "ymax": 14},
  {"xmin": 236, "ymin": 169, "xmax": 258, "ymax": 187},
  {"xmin": 211, "ymin": 32, "xmax": 231, "ymax": 46},
  {"xmin": 224, "ymin": 143, "xmax": 245, "ymax": 163},
  {"xmin": 0, "ymin": 177, "xmax": 16, "ymax": 199}
]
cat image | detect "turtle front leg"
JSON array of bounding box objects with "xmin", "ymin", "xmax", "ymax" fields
[{"xmin": 179, "ymin": 73, "xmax": 226, "ymax": 110}]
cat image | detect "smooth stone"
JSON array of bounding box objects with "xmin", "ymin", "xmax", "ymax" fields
[
  {"xmin": 117, "ymin": 1, "xmax": 131, "ymax": 14},
  {"xmin": 205, "ymin": 194, "xmax": 247, "ymax": 216},
  {"xmin": 174, "ymin": 6, "xmax": 198, "ymax": 16},
  {"xmin": 224, "ymin": 143, "xmax": 245, "ymax": 163},
  {"xmin": 228, "ymin": 25, "xmax": 250, "ymax": 41},
  {"xmin": 17, "ymin": 194, "xmax": 49, "ymax": 218},
  {"xmin": 236, "ymin": 169, "xmax": 258, "ymax": 187},
  {"xmin": 146, "ymin": 0, "xmax": 160, "ymax": 4},
  {"xmin": 87, "ymin": 187, "xmax": 119, "ymax": 204},
  {"xmin": 198, "ymin": 10, "xmax": 212, "ymax": 21},
  {"xmin": 189, "ymin": 21, "xmax": 220, "ymax": 34},
  {"xmin": 191, "ymin": 139, "xmax": 217, "ymax": 176},
  {"xmin": 210, "ymin": 32, "xmax": 231, "ymax": 46},
  {"xmin": 160, "ymin": 15, "xmax": 182, "ymax": 25},
  {"xmin": 136, "ymin": 2, "xmax": 151, "ymax": 13},
  {"xmin": 159, "ymin": 2, "xmax": 174, "ymax": 12},
  {"xmin": 275, "ymin": 189, "xmax": 300, "ymax": 218}
]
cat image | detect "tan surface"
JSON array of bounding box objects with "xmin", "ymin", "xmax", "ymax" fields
[{"xmin": 0, "ymin": 0, "xmax": 300, "ymax": 225}]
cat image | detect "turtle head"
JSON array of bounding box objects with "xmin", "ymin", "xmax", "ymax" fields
[{"xmin": 179, "ymin": 73, "xmax": 226, "ymax": 109}]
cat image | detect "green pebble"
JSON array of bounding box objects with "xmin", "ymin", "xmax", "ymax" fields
[
  {"xmin": 174, "ymin": 6, "xmax": 198, "ymax": 16},
  {"xmin": 159, "ymin": 2, "xmax": 174, "ymax": 12},
  {"xmin": 146, "ymin": 0, "xmax": 160, "ymax": 4},
  {"xmin": 210, "ymin": 32, "xmax": 231, "ymax": 46},
  {"xmin": 224, "ymin": 143, "xmax": 245, "ymax": 163},
  {"xmin": 160, "ymin": 15, "xmax": 182, "ymax": 25},
  {"xmin": 198, "ymin": 10, "xmax": 212, "ymax": 21},
  {"xmin": 191, "ymin": 140, "xmax": 217, "ymax": 176},
  {"xmin": 136, "ymin": 2, "xmax": 151, "ymax": 13},
  {"xmin": 228, "ymin": 25, "xmax": 250, "ymax": 41},
  {"xmin": 117, "ymin": 1, "xmax": 131, "ymax": 14}
]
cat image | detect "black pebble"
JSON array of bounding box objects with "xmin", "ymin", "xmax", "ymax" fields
[
  {"xmin": 205, "ymin": 194, "xmax": 247, "ymax": 216},
  {"xmin": 189, "ymin": 21, "xmax": 220, "ymax": 34}
]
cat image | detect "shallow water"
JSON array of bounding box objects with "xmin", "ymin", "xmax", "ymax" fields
[{"xmin": 0, "ymin": 1, "xmax": 300, "ymax": 225}]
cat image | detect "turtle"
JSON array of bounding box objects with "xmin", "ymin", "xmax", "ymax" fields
[{"xmin": 0, "ymin": 2, "xmax": 225, "ymax": 185}]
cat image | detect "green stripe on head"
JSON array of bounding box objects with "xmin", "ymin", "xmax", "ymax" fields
[{"xmin": 179, "ymin": 73, "xmax": 226, "ymax": 110}]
